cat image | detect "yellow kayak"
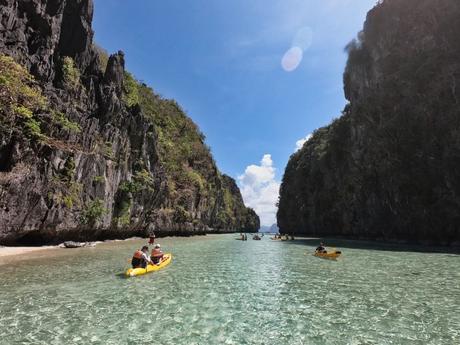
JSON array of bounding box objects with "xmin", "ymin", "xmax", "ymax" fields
[
  {"xmin": 125, "ymin": 253, "xmax": 172, "ymax": 277},
  {"xmin": 314, "ymin": 250, "xmax": 341, "ymax": 260}
]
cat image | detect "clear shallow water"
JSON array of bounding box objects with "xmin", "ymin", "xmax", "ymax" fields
[{"xmin": 0, "ymin": 234, "xmax": 459, "ymax": 345}]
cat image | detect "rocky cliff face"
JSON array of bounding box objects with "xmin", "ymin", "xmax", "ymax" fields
[
  {"xmin": 0, "ymin": 0, "xmax": 259, "ymax": 245},
  {"xmin": 277, "ymin": 0, "xmax": 460, "ymax": 244}
]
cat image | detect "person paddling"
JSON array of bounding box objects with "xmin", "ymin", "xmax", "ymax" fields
[
  {"xmin": 131, "ymin": 246, "xmax": 153, "ymax": 269},
  {"xmin": 151, "ymin": 244, "xmax": 164, "ymax": 265},
  {"xmin": 315, "ymin": 242, "xmax": 327, "ymax": 253}
]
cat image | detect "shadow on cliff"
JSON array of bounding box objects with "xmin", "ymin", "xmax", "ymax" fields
[{"xmin": 282, "ymin": 237, "xmax": 460, "ymax": 255}]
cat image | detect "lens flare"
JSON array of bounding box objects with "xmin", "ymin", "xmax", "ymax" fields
[
  {"xmin": 292, "ymin": 27, "xmax": 313, "ymax": 51},
  {"xmin": 280, "ymin": 27, "xmax": 313, "ymax": 72},
  {"xmin": 281, "ymin": 46, "xmax": 303, "ymax": 72}
]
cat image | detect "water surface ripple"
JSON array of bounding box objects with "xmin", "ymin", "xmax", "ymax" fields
[{"xmin": 0, "ymin": 234, "xmax": 459, "ymax": 344}]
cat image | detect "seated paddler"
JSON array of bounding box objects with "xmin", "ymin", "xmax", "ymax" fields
[
  {"xmin": 151, "ymin": 244, "xmax": 164, "ymax": 265},
  {"xmin": 131, "ymin": 246, "xmax": 153, "ymax": 268}
]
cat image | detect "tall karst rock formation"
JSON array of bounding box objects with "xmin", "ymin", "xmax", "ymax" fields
[
  {"xmin": 277, "ymin": 0, "xmax": 460, "ymax": 245},
  {"xmin": 0, "ymin": 0, "xmax": 259, "ymax": 244}
]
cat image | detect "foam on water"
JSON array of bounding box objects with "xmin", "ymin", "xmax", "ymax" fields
[{"xmin": 0, "ymin": 234, "xmax": 459, "ymax": 344}]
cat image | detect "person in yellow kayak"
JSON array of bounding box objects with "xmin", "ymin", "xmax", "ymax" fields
[
  {"xmin": 151, "ymin": 244, "xmax": 164, "ymax": 265},
  {"xmin": 316, "ymin": 242, "xmax": 327, "ymax": 253},
  {"xmin": 131, "ymin": 246, "xmax": 154, "ymax": 269}
]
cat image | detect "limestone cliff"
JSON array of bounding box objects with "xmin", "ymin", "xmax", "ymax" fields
[
  {"xmin": 0, "ymin": 0, "xmax": 259, "ymax": 244},
  {"xmin": 277, "ymin": 0, "xmax": 460, "ymax": 244}
]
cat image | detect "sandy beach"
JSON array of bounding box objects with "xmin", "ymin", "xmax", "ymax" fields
[
  {"xmin": 0, "ymin": 245, "xmax": 58, "ymax": 258},
  {"xmin": 0, "ymin": 237, "xmax": 146, "ymax": 261}
]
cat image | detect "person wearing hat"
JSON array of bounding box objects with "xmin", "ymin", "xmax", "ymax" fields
[
  {"xmin": 131, "ymin": 246, "xmax": 154, "ymax": 268},
  {"xmin": 151, "ymin": 244, "xmax": 164, "ymax": 265}
]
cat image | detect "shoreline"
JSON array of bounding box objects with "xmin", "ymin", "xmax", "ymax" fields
[
  {"xmin": 0, "ymin": 229, "xmax": 238, "ymax": 247},
  {"xmin": 0, "ymin": 245, "xmax": 59, "ymax": 258},
  {"xmin": 0, "ymin": 236, "xmax": 141, "ymax": 259},
  {"xmin": 0, "ymin": 234, "xmax": 210, "ymax": 261}
]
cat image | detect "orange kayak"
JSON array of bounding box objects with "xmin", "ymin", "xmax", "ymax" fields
[{"xmin": 314, "ymin": 250, "xmax": 341, "ymax": 260}]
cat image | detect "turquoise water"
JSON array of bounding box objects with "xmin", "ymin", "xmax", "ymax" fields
[{"xmin": 0, "ymin": 234, "xmax": 459, "ymax": 345}]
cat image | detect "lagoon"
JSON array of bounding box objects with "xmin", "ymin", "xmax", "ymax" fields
[{"xmin": 0, "ymin": 234, "xmax": 459, "ymax": 344}]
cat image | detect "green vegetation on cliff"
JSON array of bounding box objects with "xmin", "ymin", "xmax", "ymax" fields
[
  {"xmin": 118, "ymin": 72, "xmax": 258, "ymax": 232},
  {"xmin": 0, "ymin": 54, "xmax": 47, "ymax": 139},
  {"xmin": 0, "ymin": 54, "xmax": 82, "ymax": 142}
]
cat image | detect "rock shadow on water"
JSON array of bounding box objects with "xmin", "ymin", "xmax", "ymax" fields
[{"xmin": 279, "ymin": 237, "xmax": 460, "ymax": 255}]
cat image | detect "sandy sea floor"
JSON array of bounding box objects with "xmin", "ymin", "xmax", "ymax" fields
[{"xmin": 0, "ymin": 234, "xmax": 459, "ymax": 344}]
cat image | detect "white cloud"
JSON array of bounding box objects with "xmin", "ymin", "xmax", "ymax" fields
[
  {"xmin": 238, "ymin": 154, "xmax": 280, "ymax": 226},
  {"xmin": 295, "ymin": 133, "xmax": 312, "ymax": 152}
]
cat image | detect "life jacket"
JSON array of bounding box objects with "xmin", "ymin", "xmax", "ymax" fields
[
  {"xmin": 131, "ymin": 250, "xmax": 145, "ymax": 267},
  {"xmin": 151, "ymin": 248, "xmax": 163, "ymax": 257}
]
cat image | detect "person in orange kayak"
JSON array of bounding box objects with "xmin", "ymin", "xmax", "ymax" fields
[
  {"xmin": 150, "ymin": 244, "xmax": 164, "ymax": 265},
  {"xmin": 131, "ymin": 246, "xmax": 154, "ymax": 268}
]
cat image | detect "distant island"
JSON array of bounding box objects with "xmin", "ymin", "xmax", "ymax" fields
[
  {"xmin": 277, "ymin": 0, "xmax": 460, "ymax": 245},
  {"xmin": 259, "ymin": 224, "xmax": 279, "ymax": 233}
]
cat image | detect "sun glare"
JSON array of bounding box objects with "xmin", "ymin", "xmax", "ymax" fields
[
  {"xmin": 281, "ymin": 26, "xmax": 313, "ymax": 72},
  {"xmin": 281, "ymin": 46, "xmax": 303, "ymax": 72}
]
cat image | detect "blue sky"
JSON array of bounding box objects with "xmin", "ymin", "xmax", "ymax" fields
[{"xmin": 93, "ymin": 0, "xmax": 377, "ymax": 225}]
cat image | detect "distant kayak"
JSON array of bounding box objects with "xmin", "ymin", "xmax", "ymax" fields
[
  {"xmin": 125, "ymin": 253, "xmax": 172, "ymax": 277},
  {"xmin": 314, "ymin": 251, "xmax": 341, "ymax": 260},
  {"xmin": 271, "ymin": 235, "xmax": 290, "ymax": 241}
]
